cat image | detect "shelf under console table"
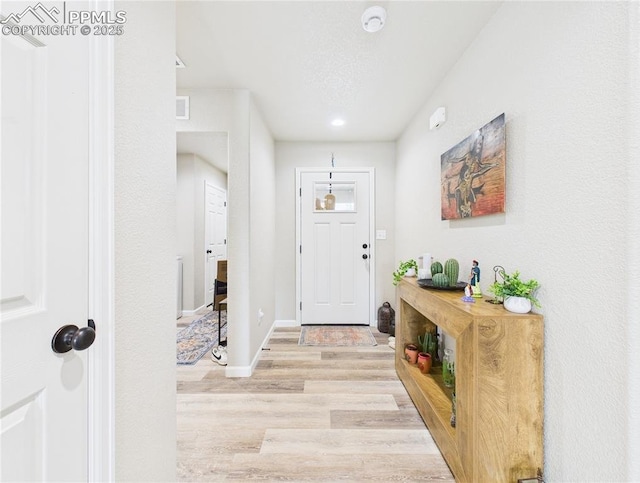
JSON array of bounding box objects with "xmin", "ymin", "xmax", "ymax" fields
[{"xmin": 395, "ymin": 278, "xmax": 544, "ymax": 482}]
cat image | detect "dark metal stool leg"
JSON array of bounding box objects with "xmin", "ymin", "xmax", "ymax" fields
[{"xmin": 219, "ymin": 302, "xmax": 227, "ymax": 347}]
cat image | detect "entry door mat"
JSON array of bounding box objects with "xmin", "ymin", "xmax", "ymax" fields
[
  {"xmin": 177, "ymin": 310, "xmax": 227, "ymax": 365},
  {"xmin": 298, "ymin": 325, "xmax": 377, "ymax": 347}
]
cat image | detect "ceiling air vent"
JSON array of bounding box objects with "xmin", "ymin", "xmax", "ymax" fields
[{"xmin": 176, "ymin": 96, "xmax": 190, "ymax": 120}]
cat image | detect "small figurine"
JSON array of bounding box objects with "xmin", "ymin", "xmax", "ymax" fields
[
  {"xmin": 470, "ymin": 260, "xmax": 483, "ymax": 298},
  {"xmin": 462, "ymin": 283, "xmax": 475, "ymax": 303},
  {"xmin": 470, "ymin": 260, "xmax": 480, "ymax": 286}
]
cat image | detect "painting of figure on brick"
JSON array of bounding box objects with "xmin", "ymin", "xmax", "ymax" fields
[{"xmin": 440, "ymin": 113, "xmax": 506, "ymax": 220}]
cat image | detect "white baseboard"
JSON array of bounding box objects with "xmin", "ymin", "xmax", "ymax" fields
[
  {"xmin": 225, "ymin": 320, "xmax": 276, "ymax": 378},
  {"xmin": 224, "ymin": 364, "xmax": 252, "ymax": 377},
  {"xmin": 181, "ymin": 304, "xmax": 206, "ymax": 317},
  {"xmin": 275, "ymin": 319, "xmax": 299, "ymax": 327},
  {"xmin": 275, "ymin": 319, "xmax": 375, "ymax": 327}
]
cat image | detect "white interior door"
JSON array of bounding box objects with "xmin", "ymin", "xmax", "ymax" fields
[
  {"xmin": 1, "ymin": 8, "xmax": 91, "ymax": 481},
  {"xmin": 205, "ymin": 182, "xmax": 227, "ymax": 303},
  {"xmin": 299, "ymin": 170, "xmax": 372, "ymax": 325}
]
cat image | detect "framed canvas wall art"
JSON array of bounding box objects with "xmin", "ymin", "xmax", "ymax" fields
[{"xmin": 441, "ymin": 113, "xmax": 506, "ymax": 220}]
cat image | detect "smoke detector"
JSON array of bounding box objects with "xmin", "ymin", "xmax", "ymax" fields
[{"xmin": 361, "ymin": 6, "xmax": 386, "ymax": 33}]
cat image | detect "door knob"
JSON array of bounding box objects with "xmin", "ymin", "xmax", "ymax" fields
[
  {"xmin": 52, "ymin": 319, "xmax": 96, "ymax": 353},
  {"xmin": 362, "ymin": 243, "xmax": 368, "ymax": 249},
  {"xmin": 362, "ymin": 254, "xmax": 368, "ymax": 260},
  {"xmin": 206, "ymin": 250, "xmax": 212, "ymax": 254}
]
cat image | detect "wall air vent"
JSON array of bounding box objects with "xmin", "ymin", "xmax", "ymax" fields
[{"xmin": 176, "ymin": 96, "xmax": 190, "ymax": 120}]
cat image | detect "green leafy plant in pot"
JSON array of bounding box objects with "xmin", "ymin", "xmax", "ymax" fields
[
  {"xmin": 392, "ymin": 259, "xmax": 419, "ymax": 286},
  {"xmin": 489, "ymin": 270, "xmax": 541, "ymax": 313}
]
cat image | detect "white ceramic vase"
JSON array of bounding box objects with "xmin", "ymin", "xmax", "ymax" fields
[
  {"xmin": 404, "ymin": 268, "xmax": 416, "ymax": 277},
  {"xmin": 503, "ymin": 296, "xmax": 532, "ymax": 314}
]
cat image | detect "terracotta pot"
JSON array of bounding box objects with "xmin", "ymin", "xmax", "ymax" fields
[
  {"xmin": 405, "ymin": 344, "xmax": 419, "ymax": 364},
  {"xmin": 418, "ymin": 352, "xmax": 432, "ymax": 374},
  {"xmin": 403, "ymin": 343, "xmax": 412, "ymax": 358}
]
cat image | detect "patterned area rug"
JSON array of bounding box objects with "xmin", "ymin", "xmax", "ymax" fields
[
  {"xmin": 177, "ymin": 310, "xmax": 227, "ymax": 365},
  {"xmin": 298, "ymin": 325, "xmax": 377, "ymax": 347}
]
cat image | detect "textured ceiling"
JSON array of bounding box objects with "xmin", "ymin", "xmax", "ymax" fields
[{"xmin": 176, "ymin": 1, "xmax": 500, "ymax": 143}]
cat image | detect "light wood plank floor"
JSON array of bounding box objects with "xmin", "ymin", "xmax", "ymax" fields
[{"xmin": 177, "ymin": 319, "xmax": 454, "ymax": 482}]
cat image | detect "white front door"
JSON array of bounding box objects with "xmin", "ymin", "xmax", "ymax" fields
[
  {"xmin": 1, "ymin": 7, "xmax": 92, "ymax": 481},
  {"xmin": 205, "ymin": 182, "xmax": 227, "ymax": 303},
  {"xmin": 298, "ymin": 170, "xmax": 373, "ymax": 325}
]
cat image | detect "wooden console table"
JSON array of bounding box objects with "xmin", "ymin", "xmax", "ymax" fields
[{"xmin": 396, "ymin": 278, "xmax": 543, "ymax": 482}]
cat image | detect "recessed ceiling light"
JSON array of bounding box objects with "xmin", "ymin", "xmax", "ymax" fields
[
  {"xmin": 331, "ymin": 119, "xmax": 345, "ymax": 127},
  {"xmin": 362, "ymin": 6, "xmax": 387, "ymax": 33}
]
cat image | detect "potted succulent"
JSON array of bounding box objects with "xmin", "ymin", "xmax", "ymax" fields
[
  {"xmin": 489, "ymin": 270, "xmax": 541, "ymax": 313},
  {"xmin": 418, "ymin": 330, "xmax": 438, "ymax": 362},
  {"xmin": 417, "ymin": 330, "xmax": 437, "ymax": 374},
  {"xmin": 393, "ymin": 259, "xmax": 419, "ymax": 285}
]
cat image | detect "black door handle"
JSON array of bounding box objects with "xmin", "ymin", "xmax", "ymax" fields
[
  {"xmin": 206, "ymin": 250, "xmax": 212, "ymax": 254},
  {"xmin": 362, "ymin": 254, "xmax": 368, "ymax": 260},
  {"xmin": 362, "ymin": 243, "xmax": 368, "ymax": 249},
  {"xmin": 52, "ymin": 319, "xmax": 96, "ymax": 353}
]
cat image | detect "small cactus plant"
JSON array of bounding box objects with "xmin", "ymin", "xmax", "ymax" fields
[
  {"xmin": 432, "ymin": 273, "xmax": 449, "ymax": 288},
  {"xmin": 444, "ymin": 258, "xmax": 459, "ymax": 287},
  {"xmin": 418, "ymin": 330, "xmax": 439, "ymax": 362},
  {"xmin": 430, "ymin": 261, "xmax": 443, "ymax": 276},
  {"xmin": 417, "ymin": 332, "xmax": 432, "ymax": 354}
]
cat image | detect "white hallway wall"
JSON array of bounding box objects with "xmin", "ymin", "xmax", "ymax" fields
[
  {"xmin": 395, "ymin": 2, "xmax": 637, "ymax": 481},
  {"xmin": 274, "ymin": 142, "xmax": 396, "ymax": 324},
  {"xmin": 249, "ymin": 101, "xmax": 276, "ymax": 352},
  {"xmin": 114, "ymin": 1, "xmax": 176, "ymax": 480},
  {"xmin": 628, "ymin": 4, "xmax": 640, "ymax": 478},
  {"xmin": 176, "ymin": 153, "xmax": 227, "ymax": 312}
]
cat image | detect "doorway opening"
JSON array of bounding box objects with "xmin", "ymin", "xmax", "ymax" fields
[{"xmin": 176, "ymin": 131, "xmax": 229, "ymax": 317}]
